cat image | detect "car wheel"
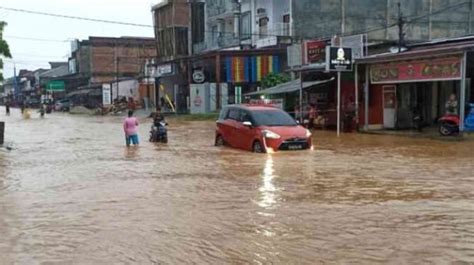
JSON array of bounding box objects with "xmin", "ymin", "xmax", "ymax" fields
[
  {"xmin": 215, "ymin": 135, "xmax": 225, "ymax": 146},
  {"xmin": 439, "ymin": 123, "xmax": 453, "ymax": 136},
  {"xmin": 252, "ymin": 141, "xmax": 265, "ymax": 153}
]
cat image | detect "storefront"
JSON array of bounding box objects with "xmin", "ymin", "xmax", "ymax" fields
[{"xmin": 357, "ymin": 38, "xmax": 474, "ymax": 133}]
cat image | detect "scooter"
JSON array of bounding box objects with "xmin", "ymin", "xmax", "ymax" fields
[
  {"xmin": 149, "ymin": 121, "xmax": 168, "ymax": 143},
  {"xmin": 439, "ymin": 103, "xmax": 474, "ymax": 136}
]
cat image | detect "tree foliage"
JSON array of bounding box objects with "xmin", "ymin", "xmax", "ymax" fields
[
  {"xmin": 261, "ymin": 72, "xmax": 291, "ymax": 89},
  {"xmin": 0, "ymin": 21, "xmax": 12, "ymax": 82}
]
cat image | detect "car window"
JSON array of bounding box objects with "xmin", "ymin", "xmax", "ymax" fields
[
  {"xmin": 218, "ymin": 107, "xmax": 228, "ymax": 120},
  {"xmin": 226, "ymin": 109, "xmax": 240, "ymax": 121},
  {"xmin": 241, "ymin": 111, "xmax": 252, "ymax": 123},
  {"xmin": 252, "ymin": 110, "xmax": 297, "ymax": 127}
]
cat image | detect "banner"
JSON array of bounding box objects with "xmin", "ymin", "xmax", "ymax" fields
[{"xmin": 370, "ymin": 57, "xmax": 462, "ymax": 84}]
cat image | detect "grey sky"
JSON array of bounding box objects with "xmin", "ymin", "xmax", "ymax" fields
[{"xmin": 1, "ymin": 0, "xmax": 162, "ymax": 78}]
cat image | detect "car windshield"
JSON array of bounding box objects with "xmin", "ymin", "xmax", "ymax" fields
[{"xmin": 252, "ymin": 110, "xmax": 297, "ymax": 127}]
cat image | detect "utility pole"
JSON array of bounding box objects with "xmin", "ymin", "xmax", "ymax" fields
[{"xmin": 397, "ymin": 2, "xmax": 405, "ymax": 53}]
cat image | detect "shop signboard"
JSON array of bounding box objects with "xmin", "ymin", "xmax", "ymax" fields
[
  {"xmin": 47, "ymin": 81, "xmax": 65, "ymax": 92},
  {"xmin": 326, "ymin": 47, "xmax": 353, "ymax": 72},
  {"xmin": 155, "ymin": 64, "xmax": 174, "ymax": 77},
  {"xmin": 370, "ymin": 57, "xmax": 462, "ymax": 84},
  {"xmin": 249, "ymin": 98, "xmax": 284, "ymax": 109},
  {"xmin": 304, "ymin": 40, "xmax": 326, "ymax": 65},
  {"xmin": 192, "ymin": 70, "xmax": 205, "ymax": 83}
]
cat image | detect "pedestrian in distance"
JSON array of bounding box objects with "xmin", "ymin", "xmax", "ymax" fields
[
  {"xmin": 5, "ymin": 100, "xmax": 10, "ymax": 116},
  {"xmin": 123, "ymin": 110, "xmax": 139, "ymax": 147}
]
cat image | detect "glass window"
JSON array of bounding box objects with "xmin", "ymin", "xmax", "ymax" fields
[
  {"xmin": 241, "ymin": 12, "xmax": 251, "ymax": 40},
  {"xmin": 227, "ymin": 109, "xmax": 240, "ymax": 121},
  {"xmin": 252, "ymin": 110, "xmax": 297, "ymax": 126}
]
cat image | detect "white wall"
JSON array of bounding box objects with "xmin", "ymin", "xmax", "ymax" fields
[
  {"xmin": 111, "ymin": 79, "xmax": 139, "ymax": 101},
  {"xmin": 253, "ymin": 0, "xmax": 290, "ymax": 46}
]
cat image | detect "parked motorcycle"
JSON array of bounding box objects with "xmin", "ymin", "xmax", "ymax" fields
[
  {"xmin": 439, "ymin": 103, "xmax": 474, "ymax": 136},
  {"xmin": 149, "ymin": 121, "xmax": 168, "ymax": 143}
]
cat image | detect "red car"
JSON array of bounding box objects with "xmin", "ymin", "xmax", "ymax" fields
[{"xmin": 215, "ymin": 105, "xmax": 313, "ymax": 153}]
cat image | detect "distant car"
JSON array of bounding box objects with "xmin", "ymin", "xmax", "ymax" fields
[
  {"xmin": 54, "ymin": 99, "xmax": 72, "ymax": 111},
  {"xmin": 215, "ymin": 105, "xmax": 313, "ymax": 153},
  {"xmin": 25, "ymin": 98, "xmax": 41, "ymax": 108}
]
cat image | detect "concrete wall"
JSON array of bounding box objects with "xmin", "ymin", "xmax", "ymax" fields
[{"xmin": 293, "ymin": 0, "xmax": 474, "ymax": 42}]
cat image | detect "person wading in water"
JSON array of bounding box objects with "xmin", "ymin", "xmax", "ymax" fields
[{"xmin": 123, "ymin": 110, "xmax": 139, "ymax": 147}]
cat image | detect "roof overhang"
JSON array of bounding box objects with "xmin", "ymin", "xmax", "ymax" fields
[
  {"xmin": 244, "ymin": 78, "xmax": 335, "ymax": 96},
  {"xmin": 151, "ymin": 0, "xmax": 170, "ymax": 11},
  {"xmin": 356, "ymin": 40, "xmax": 474, "ymax": 65}
]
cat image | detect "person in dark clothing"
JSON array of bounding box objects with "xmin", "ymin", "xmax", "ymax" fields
[{"xmin": 5, "ymin": 100, "xmax": 10, "ymax": 115}]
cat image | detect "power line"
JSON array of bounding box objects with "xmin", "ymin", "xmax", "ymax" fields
[
  {"xmin": 4, "ymin": 35, "xmax": 69, "ymax": 43},
  {"xmin": 0, "ymin": 6, "xmax": 153, "ymax": 28}
]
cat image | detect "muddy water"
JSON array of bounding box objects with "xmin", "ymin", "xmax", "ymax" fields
[{"xmin": 1, "ymin": 109, "xmax": 474, "ymax": 264}]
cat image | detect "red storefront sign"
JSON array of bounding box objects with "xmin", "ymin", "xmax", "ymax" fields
[
  {"xmin": 305, "ymin": 41, "xmax": 326, "ymax": 64},
  {"xmin": 370, "ymin": 56, "xmax": 462, "ymax": 84}
]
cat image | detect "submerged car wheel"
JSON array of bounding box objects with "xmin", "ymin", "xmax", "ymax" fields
[
  {"xmin": 252, "ymin": 141, "xmax": 265, "ymax": 153},
  {"xmin": 215, "ymin": 135, "xmax": 225, "ymax": 146}
]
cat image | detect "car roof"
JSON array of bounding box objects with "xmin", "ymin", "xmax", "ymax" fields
[{"xmin": 226, "ymin": 104, "xmax": 280, "ymax": 111}]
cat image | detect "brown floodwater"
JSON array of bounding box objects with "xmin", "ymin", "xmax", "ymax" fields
[{"xmin": 0, "ymin": 108, "xmax": 473, "ymax": 264}]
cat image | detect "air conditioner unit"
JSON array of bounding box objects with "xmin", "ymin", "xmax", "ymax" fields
[{"xmin": 256, "ymin": 8, "xmax": 267, "ymax": 17}]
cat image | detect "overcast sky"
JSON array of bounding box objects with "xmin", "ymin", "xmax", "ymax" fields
[{"xmin": 1, "ymin": 0, "xmax": 162, "ymax": 78}]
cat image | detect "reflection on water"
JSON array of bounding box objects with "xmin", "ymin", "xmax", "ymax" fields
[
  {"xmin": 0, "ymin": 109, "xmax": 474, "ymax": 264},
  {"xmin": 258, "ymin": 155, "xmax": 279, "ymax": 209}
]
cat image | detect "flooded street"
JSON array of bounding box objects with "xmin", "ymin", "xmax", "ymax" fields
[{"xmin": 1, "ymin": 109, "xmax": 474, "ymax": 264}]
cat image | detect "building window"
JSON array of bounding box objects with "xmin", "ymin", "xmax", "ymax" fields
[
  {"xmin": 241, "ymin": 12, "xmax": 251, "ymax": 40},
  {"xmin": 191, "ymin": 2, "xmax": 205, "ymax": 43},
  {"xmin": 211, "ymin": 25, "xmax": 218, "ymax": 45},
  {"xmin": 259, "ymin": 17, "xmax": 269, "ymax": 37}
]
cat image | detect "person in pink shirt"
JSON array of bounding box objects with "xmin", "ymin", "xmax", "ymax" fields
[{"xmin": 123, "ymin": 110, "xmax": 139, "ymax": 147}]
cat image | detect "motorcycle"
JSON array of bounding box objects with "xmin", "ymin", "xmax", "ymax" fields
[
  {"xmin": 149, "ymin": 121, "xmax": 168, "ymax": 143},
  {"xmin": 439, "ymin": 103, "xmax": 474, "ymax": 136}
]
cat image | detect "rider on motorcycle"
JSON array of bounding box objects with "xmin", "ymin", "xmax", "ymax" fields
[{"xmin": 445, "ymin": 94, "xmax": 458, "ymax": 115}]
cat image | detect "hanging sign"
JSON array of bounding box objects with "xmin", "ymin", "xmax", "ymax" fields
[
  {"xmin": 326, "ymin": 47, "xmax": 353, "ymax": 72},
  {"xmin": 192, "ymin": 70, "xmax": 205, "ymax": 83}
]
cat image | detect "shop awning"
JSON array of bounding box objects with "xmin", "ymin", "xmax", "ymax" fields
[{"xmin": 244, "ymin": 78, "xmax": 335, "ymax": 96}]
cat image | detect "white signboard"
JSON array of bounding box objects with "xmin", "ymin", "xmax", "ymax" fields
[
  {"xmin": 256, "ymin": 36, "xmax": 278, "ymax": 48},
  {"xmin": 190, "ymin": 84, "xmax": 206, "ymax": 114},
  {"xmin": 332, "ymin": 34, "xmax": 366, "ymax": 59},
  {"xmin": 155, "ymin": 64, "xmax": 173, "ymax": 77},
  {"xmin": 287, "ymin": 44, "xmax": 302, "ymax": 67},
  {"xmin": 102, "ymin": 84, "xmax": 112, "ymax": 105}
]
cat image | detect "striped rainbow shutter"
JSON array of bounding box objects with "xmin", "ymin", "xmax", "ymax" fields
[{"xmin": 225, "ymin": 57, "xmax": 232, "ymax": 82}]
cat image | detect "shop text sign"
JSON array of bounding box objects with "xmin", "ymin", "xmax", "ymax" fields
[
  {"xmin": 304, "ymin": 40, "xmax": 326, "ymax": 65},
  {"xmin": 370, "ymin": 57, "xmax": 462, "ymax": 84}
]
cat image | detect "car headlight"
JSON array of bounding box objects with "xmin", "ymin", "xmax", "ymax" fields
[
  {"xmin": 262, "ymin": 130, "xmax": 281, "ymax": 139},
  {"xmin": 306, "ymin": 129, "xmax": 312, "ymax": 138}
]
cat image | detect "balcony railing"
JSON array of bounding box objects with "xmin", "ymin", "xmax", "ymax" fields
[{"xmin": 258, "ymin": 22, "xmax": 291, "ymax": 39}]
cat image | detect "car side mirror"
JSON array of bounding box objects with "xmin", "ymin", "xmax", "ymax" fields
[{"xmin": 242, "ymin": 121, "xmax": 252, "ymax": 127}]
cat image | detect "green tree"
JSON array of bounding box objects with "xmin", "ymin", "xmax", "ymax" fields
[
  {"xmin": 261, "ymin": 72, "xmax": 291, "ymax": 89},
  {"xmin": 0, "ymin": 21, "xmax": 12, "ymax": 82}
]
